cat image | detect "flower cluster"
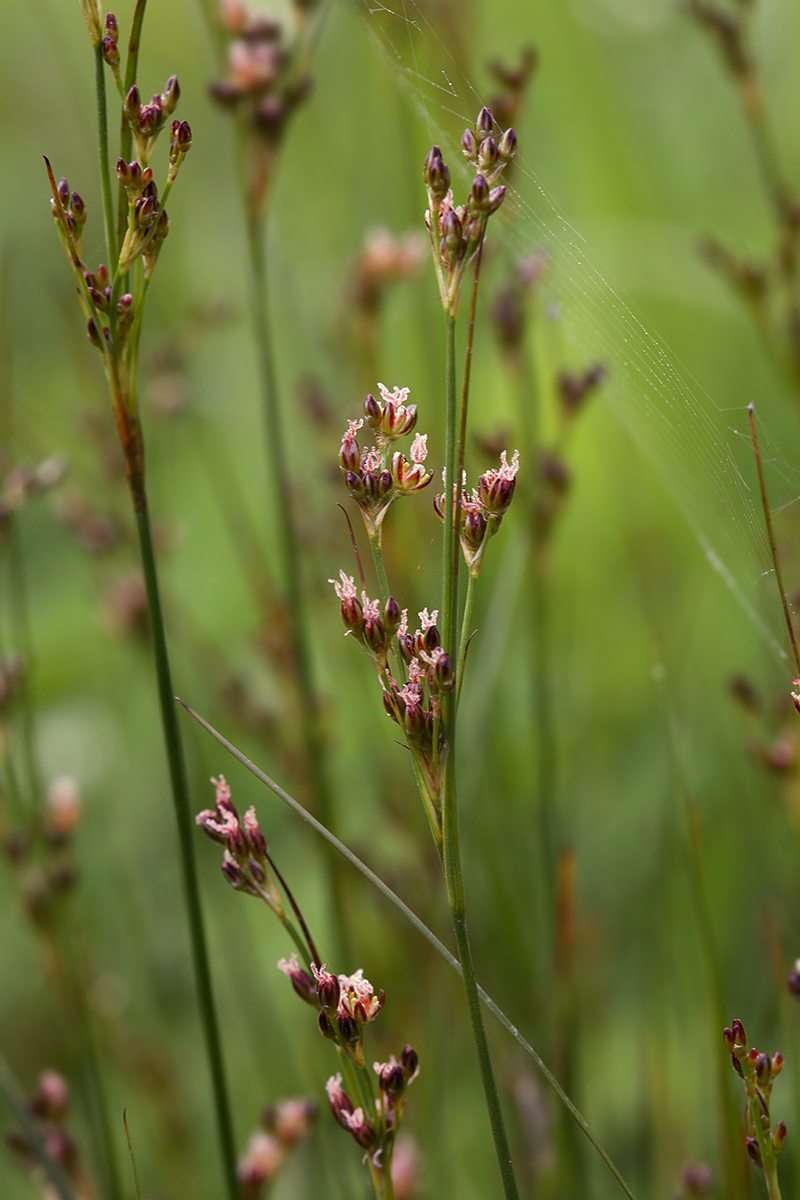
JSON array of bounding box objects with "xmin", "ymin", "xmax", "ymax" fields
[
  {"xmin": 277, "ymin": 951, "xmax": 418, "ymax": 1184},
  {"xmin": 196, "ymin": 775, "xmax": 283, "ymax": 915},
  {"xmin": 724, "ymin": 1019, "xmax": 787, "ymax": 1173},
  {"xmin": 434, "ymin": 450, "xmax": 520, "ymax": 578},
  {"xmin": 339, "ymin": 384, "xmax": 432, "ymax": 540},
  {"xmin": 6, "ymin": 1071, "xmax": 95, "ymax": 1198},
  {"xmin": 326, "ymin": 1044, "xmax": 419, "ymax": 1157},
  {"xmin": 424, "ymin": 106, "xmax": 516, "ymax": 316}
]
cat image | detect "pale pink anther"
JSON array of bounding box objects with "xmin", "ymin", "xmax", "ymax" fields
[
  {"xmin": 329, "ymin": 571, "xmax": 357, "ymax": 601},
  {"xmin": 410, "ymin": 433, "xmax": 427, "ymax": 464},
  {"xmin": 419, "ymin": 608, "xmax": 438, "ymax": 630},
  {"xmin": 377, "ymin": 383, "xmax": 410, "ymax": 407}
]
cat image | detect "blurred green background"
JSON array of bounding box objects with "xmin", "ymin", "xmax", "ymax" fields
[{"xmin": 3, "ymin": 0, "xmax": 800, "ymax": 1198}]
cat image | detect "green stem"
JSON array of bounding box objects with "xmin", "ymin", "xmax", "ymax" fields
[
  {"xmin": 131, "ymin": 490, "xmax": 239, "ymax": 1200},
  {"xmin": 93, "ymin": 43, "xmax": 116, "ymax": 268},
  {"xmin": 179, "ymin": 701, "xmax": 639, "ymax": 1200},
  {"xmin": 456, "ymin": 572, "xmax": 477, "ymax": 705},
  {"xmin": 439, "ymin": 291, "xmax": 520, "ymax": 1200},
  {"xmin": 370, "ymin": 534, "xmax": 391, "ymax": 603}
]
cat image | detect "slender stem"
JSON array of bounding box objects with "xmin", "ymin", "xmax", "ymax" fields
[
  {"xmin": 178, "ymin": 701, "xmax": 639, "ymax": 1200},
  {"xmin": 371, "ymin": 534, "xmax": 391, "ymax": 604},
  {"xmin": 439, "ymin": 300, "xmax": 520, "ymax": 1200},
  {"xmin": 131, "ymin": 491, "xmax": 239, "ymax": 1200},
  {"xmin": 748, "ymin": 403, "xmax": 800, "ymax": 676},
  {"xmin": 93, "ymin": 43, "xmax": 116, "ymax": 268},
  {"xmin": 456, "ymin": 573, "xmax": 477, "ymax": 704}
]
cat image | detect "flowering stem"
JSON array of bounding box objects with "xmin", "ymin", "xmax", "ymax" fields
[
  {"xmin": 456, "ymin": 573, "xmax": 477, "ymax": 705},
  {"xmin": 93, "ymin": 43, "xmax": 116, "ymax": 267},
  {"xmin": 370, "ymin": 533, "xmax": 391, "ymax": 605},
  {"xmin": 116, "ymin": 0, "xmax": 148, "ymax": 246},
  {"xmin": 130, "ymin": 489, "xmax": 239, "ymax": 1200},
  {"xmin": 439, "ymin": 307, "xmax": 520, "ymax": 1200}
]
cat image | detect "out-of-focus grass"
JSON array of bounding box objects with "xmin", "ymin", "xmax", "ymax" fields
[{"xmin": 2, "ymin": 1, "xmax": 800, "ymax": 1198}]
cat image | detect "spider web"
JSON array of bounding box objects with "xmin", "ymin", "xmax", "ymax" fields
[{"xmin": 353, "ymin": 0, "xmax": 800, "ymax": 666}]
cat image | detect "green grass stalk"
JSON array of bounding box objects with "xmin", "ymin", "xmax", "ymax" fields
[
  {"xmin": 439, "ymin": 302, "xmax": 521, "ymax": 1200},
  {"xmin": 131, "ymin": 488, "xmax": 240, "ymax": 1200}
]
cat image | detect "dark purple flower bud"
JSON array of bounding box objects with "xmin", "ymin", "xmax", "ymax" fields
[
  {"xmin": 125, "ymin": 85, "xmax": 140, "ymax": 125},
  {"xmin": 377, "ymin": 1063, "xmax": 406, "ymax": 1101},
  {"xmin": 463, "ymin": 506, "xmax": 487, "ymax": 551},
  {"xmin": 745, "ymin": 1138, "xmax": 762, "ymax": 1169},
  {"xmin": 248, "ymin": 858, "xmax": 266, "ymax": 885},
  {"xmin": 70, "ymin": 192, "xmax": 87, "ymax": 230},
  {"xmin": 138, "ymin": 104, "xmax": 161, "ymax": 137},
  {"xmin": 318, "ymin": 1010, "xmax": 337, "ymax": 1040},
  {"xmin": 339, "ymin": 434, "xmax": 359, "ymax": 472},
  {"xmin": 731, "ymin": 1053, "xmax": 744, "ymax": 1078},
  {"xmin": 116, "ymin": 158, "xmax": 131, "ymax": 187},
  {"xmin": 478, "ymin": 136, "xmax": 498, "ymax": 171},
  {"xmin": 423, "ymin": 145, "xmax": 450, "ymax": 202},
  {"xmin": 772, "ymin": 1051, "xmax": 784, "ymax": 1077},
  {"xmin": 422, "ymin": 623, "xmax": 440, "ymax": 655},
  {"xmin": 88, "ymin": 287, "xmax": 109, "ymax": 313},
  {"xmin": 221, "ymin": 857, "xmax": 248, "ymax": 890},
  {"xmin": 383, "ymin": 596, "xmax": 401, "ymax": 636},
  {"xmin": 755, "ymin": 1053, "xmax": 771, "ymax": 1086},
  {"xmin": 102, "ymin": 36, "xmax": 120, "ymax": 68},
  {"xmin": 730, "ymin": 1019, "xmax": 747, "ymax": 1048},
  {"xmin": 383, "ymin": 690, "xmax": 400, "ymax": 724},
  {"xmin": 95, "ymin": 264, "xmax": 109, "ymax": 288},
  {"xmin": 337, "ymin": 1012, "xmax": 360, "ymax": 1046},
  {"xmin": 277, "ymin": 955, "xmax": 317, "ymax": 1005},
  {"xmin": 487, "ymin": 185, "xmax": 506, "ymax": 215},
  {"xmin": 104, "ymin": 13, "xmax": 118, "ymax": 41},
  {"xmin": 498, "ymin": 126, "xmax": 517, "ymax": 161},
  {"xmin": 461, "ymin": 128, "xmax": 477, "ymax": 159},
  {"xmin": 476, "ymin": 107, "xmax": 493, "ymax": 138},
  {"xmin": 57, "ymin": 178, "xmax": 70, "ymax": 206},
  {"xmin": 400, "ymin": 1044, "xmax": 419, "ymax": 1079},
  {"xmin": 441, "ymin": 207, "xmax": 462, "ymax": 259},
  {"xmin": 363, "ymin": 616, "xmax": 388, "ymax": 660},
  {"xmin": 773, "ymin": 1121, "xmax": 788, "ymax": 1155},
  {"xmin": 87, "ymin": 318, "xmax": 103, "ymax": 348},
  {"xmin": 430, "ymin": 652, "xmax": 455, "ymax": 694},
  {"xmin": 345, "ymin": 469, "xmax": 366, "ymax": 502},
  {"xmin": 469, "ymin": 173, "xmax": 490, "ymax": 216},
  {"xmin": 316, "ymin": 972, "xmax": 340, "ymax": 1014},
  {"xmin": 162, "ymin": 75, "xmax": 180, "ymax": 115},
  {"xmin": 364, "ymin": 392, "xmax": 380, "ymax": 426},
  {"xmin": 174, "ymin": 120, "xmax": 192, "ymax": 155}
]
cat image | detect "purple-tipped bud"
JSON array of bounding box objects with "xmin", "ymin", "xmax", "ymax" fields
[
  {"xmin": 487, "ymin": 185, "xmax": 506, "ymax": 215},
  {"xmin": 430, "ymin": 652, "xmax": 455, "ymax": 694},
  {"xmin": 95, "ymin": 264, "xmax": 109, "ymax": 288},
  {"xmin": 316, "ymin": 972, "xmax": 340, "ymax": 1014},
  {"xmin": 745, "ymin": 1138, "xmax": 763, "ymax": 1169},
  {"xmin": 400, "ymin": 1044, "xmax": 419, "ymax": 1079},
  {"xmin": 221, "ymin": 856, "xmax": 248, "ymax": 890},
  {"xmin": 138, "ymin": 104, "xmax": 161, "ymax": 137},
  {"xmin": 102, "ymin": 36, "xmax": 120, "ymax": 67},
  {"xmin": 243, "ymin": 808, "xmax": 268, "ymax": 858},
  {"xmin": 773, "ymin": 1121, "xmax": 788, "ymax": 1155},
  {"xmin": 277, "ymin": 954, "xmax": 317, "ymax": 1005},
  {"xmin": 469, "ymin": 173, "xmax": 490, "ymax": 215},
  {"xmin": 377, "ymin": 1063, "xmax": 405, "ymax": 1101},
  {"xmin": 364, "ymin": 393, "xmax": 380, "ymax": 426},
  {"xmin": 125, "ymin": 85, "xmax": 140, "ymax": 125},
  {"xmin": 70, "ymin": 192, "xmax": 86, "ymax": 230},
  {"xmin": 116, "ymin": 158, "xmax": 131, "ymax": 186},
  {"xmin": 383, "ymin": 596, "xmax": 402, "ymax": 635},
  {"xmin": 364, "ymin": 616, "xmax": 388, "ymax": 659},
  {"xmin": 57, "ymin": 178, "xmax": 70, "ymax": 206},
  {"xmin": 383, "ymin": 690, "xmax": 400, "ymax": 723},
  {"xmin": 162, "ymin": 75, "xmax": 180, "ymax": 115},
  {"xmin": 423, "ymin": 145, "xmax": 450, "ymax": 202},
  {"xmin": 478, "ymin": 135, "xmax": 498, "ymax": 171},
  {"xmin": 87, "ymin": 318, "xmax": 103, "ymax": 348},
  {"xmin": 88, "ymin": 287, "xmax": 109, "ymax": 313},
  {"xmin": 771, "ymin": 1051, "xmax": 784, "ymax": 1077},
  {"xmin": 128, "ymin": 160, "xmax": 142, "ymax": 190},
  {"xmin": 731, "ymin": 1053, "xmax": 744, "ymax": 1078},
  {"xmin": 441, "ymin": 208, "xmax": 462, "ymax": 259},
  {"xmin": 463, "ymin": 506, "xmax": 487, "ymax": 551},
  {"xmin": 755, "ymin": 1053, "xmax": 771, "ymax": 1086},
  {"xmin": 498, "ymin": 126, "xmax": 517, "ymax": 161},
  {"xmin": 104, "ymin": 13, "xmax": 118, "ymax": 41},
  {"xmin": 345, "ymin": 469, "xmax": 366, "ymax": 502},
  {"xmin": 339, "ymin": 434, "xmax": 360, "ymax": 473},
  {"xmin": 476, "ymin": 107, "xmax": 493, "ymax": 138},
  {"xmin": 318, "ymin": 1010, "xmax": 337, "ymax": 1041},
  {"xmin": 461, "ymin": 128, "xmax": 477, "ymax": 160},
  {"xmin": 422, "ymin": 623, "xmax": 440, "ymax": 655},
  {"xmin": 174, "ymin": 120, "xmax": 192, "ymax": 154},
  {"xmin": 338, "ymin": 1012, "xmax": 360, "ymax": 1047}
]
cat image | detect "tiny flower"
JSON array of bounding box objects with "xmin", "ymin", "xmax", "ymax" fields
[
  {"xmin": 311, "ymin": 962, "xmax": 340, "ymax": 1012},
  {"xmin": 478, "ymin": 449, "xmax": 519, "ymax": 516}
]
